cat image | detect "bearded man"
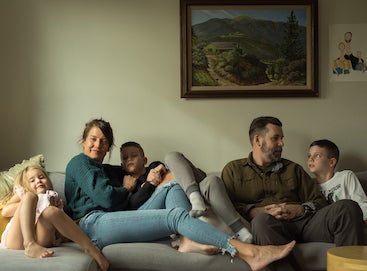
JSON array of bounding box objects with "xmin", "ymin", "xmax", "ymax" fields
[{"xmin": 221, "ymin": 116, "xmax": 364, "ymax": 270}]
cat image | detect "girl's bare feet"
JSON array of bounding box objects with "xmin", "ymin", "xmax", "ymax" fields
[
  {"xmin": 84, "ymin": 245, "xmax": 110, "ymax": 271},
  {"xmin": 230, "ymin": 239, "xmax": 296, "ymax": 271},
  {"xmin": 24, "ymin": 241, "xmax": 54, "ymax": 258},
  {"xmin": 178, "ymin": 236, "xmax": 220, "ymax": 255}
]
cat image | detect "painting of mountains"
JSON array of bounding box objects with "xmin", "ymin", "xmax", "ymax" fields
[{"xmin": 190, "ymin": 9, "xmax": 309, "ymax": 89}]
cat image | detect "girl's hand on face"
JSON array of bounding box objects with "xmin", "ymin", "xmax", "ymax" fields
[{"xmin": 123, "ymin": 175, "xmax": 137, "ymax": 191}]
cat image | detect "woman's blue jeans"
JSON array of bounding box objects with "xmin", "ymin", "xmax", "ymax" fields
[{"xmin": 78, "ymin": 182, "xmax": 236, "ymax": 255}]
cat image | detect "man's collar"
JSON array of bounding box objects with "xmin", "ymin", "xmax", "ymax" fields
[{"xmin": 246, "ymin": 152, "xmax": 284, "ymax": 173}]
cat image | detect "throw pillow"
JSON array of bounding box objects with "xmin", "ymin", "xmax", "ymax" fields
[
  {"xmin": 0, "ymin": 154, "xmax": 45, "ymax": 204},
  {"xmin": 0, "ymin": 203, "xmax": 10, "ymax": 242}
]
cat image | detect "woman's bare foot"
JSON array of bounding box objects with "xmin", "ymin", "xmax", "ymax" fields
[
  {"xmin": 24, "ymin": 241, "xmax": 54, "ymax": 258},
  {"xmin": 178, "ymin": 236, "xmax": 220, "ymax": 255},
  {"xmin": 230, "ymin": 239, "xmax": 296, "ymax": 271},
  {"xmin": 85, "ymin": 245, "xmax": 109, "ymax": 271}
]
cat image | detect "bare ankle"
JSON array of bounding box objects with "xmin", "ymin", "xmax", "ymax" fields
[{"xmin": 23, "ymin": 240, "xmax": 36, "ymax": 250}]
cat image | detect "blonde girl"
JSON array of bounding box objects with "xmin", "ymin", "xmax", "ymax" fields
[{"xmin": 0, "ymin": 166, "xmax": 109, "ymax": 271}]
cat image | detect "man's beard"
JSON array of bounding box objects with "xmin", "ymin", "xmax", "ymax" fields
[{"xmin": 261, "ymin": 142, "xmax": 282, "ymax": 163}]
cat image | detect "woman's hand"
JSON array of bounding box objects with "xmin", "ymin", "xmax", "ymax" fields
[{"xmin": 123, "ymin": 175, "xmax": 137, "ymax": 191}]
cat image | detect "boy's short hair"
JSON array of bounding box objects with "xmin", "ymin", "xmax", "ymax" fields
[
  {"xmin": 310, "ymin": 139, "xmax": 340, "ymax": 162},
  {"xmin": 120, "ymin": 141, "xmax": 145, "ymax": 156}
]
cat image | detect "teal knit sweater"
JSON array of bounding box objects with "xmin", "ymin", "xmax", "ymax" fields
[{"xmin": 65, "ymin": 153, "xmax": 130, "ymax": 220}]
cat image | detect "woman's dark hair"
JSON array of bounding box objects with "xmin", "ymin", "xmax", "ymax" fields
[
  {"xmin": 82, "ymin": 118, "xmax": 114, "ymax": 150},
  {"xmin": 249, "ymin": 116, "xmax": 282, "ymax": 144}
]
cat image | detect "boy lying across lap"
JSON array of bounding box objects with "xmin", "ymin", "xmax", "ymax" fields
[{"xmin": 120, "ymin": 141, "xmax": 220, "ymax": 255}]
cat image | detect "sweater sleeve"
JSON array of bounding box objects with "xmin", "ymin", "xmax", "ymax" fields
[{"xmin": 65, "ymin": 154, "xmax": 130, "ymax": 219}]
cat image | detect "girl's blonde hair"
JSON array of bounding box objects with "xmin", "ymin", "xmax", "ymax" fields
[{"xmin": 14, "ymin": 166, "xmax": 53, "ymax": 192}]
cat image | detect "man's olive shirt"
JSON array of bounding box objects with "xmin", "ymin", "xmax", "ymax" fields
[{"xmin": 221, "ymin": 153, "xmax": 328, "ymax": 218}]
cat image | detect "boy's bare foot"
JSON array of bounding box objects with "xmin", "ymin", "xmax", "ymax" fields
[
  {"xmin": 85, "ymin": 245, "xmax": 110, "ymax": 271},
  {"xmin": 178, "ymin": 236, "xmax": 220, "ymax": 255},
  {"xmin": 24, "ymin": 241, "xmax": 54, "ymax": 258},
  {"xmin": 230, "ymin": 239, "xmax": 296, "ymax": 271}
]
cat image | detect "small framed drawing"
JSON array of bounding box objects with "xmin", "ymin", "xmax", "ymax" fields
[{"xmin": 180, "ymin": 0, "xmax": 319, "ymax": 98}]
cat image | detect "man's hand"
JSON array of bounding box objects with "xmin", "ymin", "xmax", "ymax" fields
[
  {"xmin": 249, "ymin": 203, "xmax": 304, "ymax": 220},
  {"xmin": 147, "ymin": 164, "xmax": 167, "ymax": 186},
  {"xmin": 123, "ymin": 175, "xmax": 137, "ymax": 191},
  {"xmin": 265, "ymin": 203, "xmax": 304, "ymax": 220}
]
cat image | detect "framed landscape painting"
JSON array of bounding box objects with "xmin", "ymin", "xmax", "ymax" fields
[{"xmin": 180, "ymin": 0, "xmax": 319, "ymax": 98}]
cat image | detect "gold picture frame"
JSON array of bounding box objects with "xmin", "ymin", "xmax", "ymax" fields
[{"xmin": 180, "ymin": 0, "xmax": 319, "ymax": 98}]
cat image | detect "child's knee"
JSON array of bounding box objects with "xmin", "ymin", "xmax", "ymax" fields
[
  {"xmin": 42, "ymin": 206, "xmax": 63, "ymax": 218},
  {"xmin": 337, "ymin": 199, "xmax": 362, "ymax": 217}
]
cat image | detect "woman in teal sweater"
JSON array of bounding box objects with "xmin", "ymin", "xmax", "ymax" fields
[{"xmin": 65, "ymin": 118, "xmax": 295, "ymax": 271}]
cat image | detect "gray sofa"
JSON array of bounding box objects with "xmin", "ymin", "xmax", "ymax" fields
[{"xmin": 1, "ymin": 171, "xmax": 366, "ymax": 271}]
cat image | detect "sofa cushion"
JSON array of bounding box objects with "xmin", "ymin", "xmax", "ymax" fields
[
  {"xmin": 48, "ymin": 172, "xmax": 67, "ymax": 204},
  {"xmin": 0, "ymin": 203, "xmax": 10, "ymax": 242},
  {"xmin": 293, "ymin": 242, "xmax": 335, "ymax": 271},
  {"xmin": 102, "ymin": 240, "xmax": 261, "ymax": 271},
  {"xmin": 0, "ymin": 242, "xmax": 98, "ymax": 271}
]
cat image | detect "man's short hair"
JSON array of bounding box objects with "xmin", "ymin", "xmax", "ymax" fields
[
  {"xmin": 249, "ymin": 116, "xmax": 282, "ymax": 144},
  {"xmin": 310, "ymin": 139, "xmax": 340, "ymax": 162}
]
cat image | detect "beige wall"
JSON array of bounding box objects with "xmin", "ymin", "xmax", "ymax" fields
[{"xmin": 0, "ymin": 0, "xmax": 366, "ymax": 174}]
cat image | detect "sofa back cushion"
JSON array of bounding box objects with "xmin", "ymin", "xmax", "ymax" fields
[
  {"xmin": 48, "ymin": 172, "xmax": 67, "ymax": 205},
  {"xmin": 356, "ymin": 171, "xmax": 367, "ymax": 194}
]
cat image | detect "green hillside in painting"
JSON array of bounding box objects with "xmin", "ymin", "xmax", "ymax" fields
[{"xmin": 191, "ymin": 13, "xmax": 307, "ymax": 87}]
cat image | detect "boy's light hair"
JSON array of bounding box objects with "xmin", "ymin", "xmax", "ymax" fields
[
  {"xmin": 310, "ymin": 139, "xmax": 340, "ymax": 166},
  {"xmin": 14, "ymin": 165, "xmax": 53, "ymax": 192}
]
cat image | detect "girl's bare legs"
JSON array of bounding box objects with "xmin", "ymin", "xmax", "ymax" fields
[
  {"xmin": 230, "ymin": 239, "xmax": 296, "ymax": 271},
  {"xmin": 5, "ymin": 192, "xmax": 54, "ymax": 258},
  {"xmin": 38, "ymin": 206, "xmax": 109, "ymax": 271}
]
